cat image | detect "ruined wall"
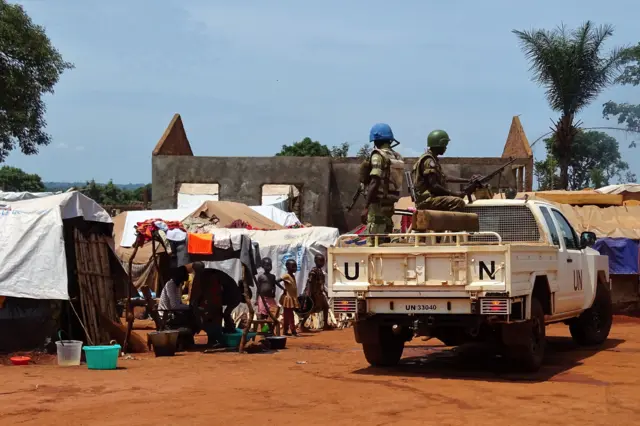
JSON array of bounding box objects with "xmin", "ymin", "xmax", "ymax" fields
[
  {"xmin": 154, "ymin": 155, "xmax": 527, "ymax": 232},
  {"xmin": 153, "ymin": 156, "xmax": 332, "ymax": 225}
]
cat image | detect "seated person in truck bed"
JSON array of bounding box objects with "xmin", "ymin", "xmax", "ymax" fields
[{"xmin": 412, "ymin": 130, "xmax": 476, "ymax": 211}]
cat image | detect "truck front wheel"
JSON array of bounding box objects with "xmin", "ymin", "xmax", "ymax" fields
[
  {"xmin": 362, "ymin": 326, "xmax": 405, "ymax": 367},
  {"xmin": 569, "ymin": 282, "xmax": 613, "ymax": 346}
]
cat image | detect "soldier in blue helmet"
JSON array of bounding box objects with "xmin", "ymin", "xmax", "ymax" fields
[{"xmin": 361, "ymin": 123, "xmax": 405, "ymax": 243}]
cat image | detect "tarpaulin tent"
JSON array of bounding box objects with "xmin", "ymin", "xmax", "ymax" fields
[
  {"xmin": 250, "ymin": 205, "xmax": 301, "ymax": 227},
  {"xmin": 0, "ymin": 192, "xmax": 111, "ymax": 299},
  {"xmin": 0, "ymin": 192, "xmax": 127, "ymax": 351},
  {"xmin": 112, "ymin": 201, "xmax": 283, "ymax": 291},
  {"xmin": 593, "ymin": 238, "xmax": 640, "ymax": 275}
]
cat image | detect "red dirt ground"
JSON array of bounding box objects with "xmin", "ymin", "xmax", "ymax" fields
[{"xmin": 1, "ymin": 318, "xmax": 640, "ymax": 425}]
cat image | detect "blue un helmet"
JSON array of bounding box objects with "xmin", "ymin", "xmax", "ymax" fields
[{"xmin": 369, "ymin": 123, "xmax": 398, "ymax": 144}]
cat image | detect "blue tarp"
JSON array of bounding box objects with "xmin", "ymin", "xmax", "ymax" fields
[{"xmin": 593, "ymin": 238, "xmax": 640, "ymax": 275}]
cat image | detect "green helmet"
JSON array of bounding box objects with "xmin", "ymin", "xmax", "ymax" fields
[{"xmin": 427, "ymin": 130, "xmax": 450, "ymax": 149}]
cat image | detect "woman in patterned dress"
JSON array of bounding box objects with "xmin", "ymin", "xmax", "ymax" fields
[{"xmin": 279, "ymin": 259, "xmax": 300, "ymax": 336}]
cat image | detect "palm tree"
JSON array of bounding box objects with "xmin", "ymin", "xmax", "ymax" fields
[{"xmin": 513, "ymin": 21, "xmax": 625, "ymax": 189}]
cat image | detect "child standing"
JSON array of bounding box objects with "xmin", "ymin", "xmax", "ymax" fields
[{"xmin": 279, "ymin": 259, "xmax": 300, "ymax": 336}]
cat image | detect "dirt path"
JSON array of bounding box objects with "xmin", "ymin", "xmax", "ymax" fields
[{"xmin": 1, "ymin": 320, "xmax": 639, "ymax": 425}]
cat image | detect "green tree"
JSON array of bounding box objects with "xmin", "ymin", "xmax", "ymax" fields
[
  {"xmin": 0, "ymin": 1, "xmax": 74, "ymax": 162},
  {"xmin": 603, "ymin": 42, "xmax": 640, "ymax": 148},
  {"xmin": 276, "ymin": 137, "xmax": 331, "ymax": 157},
  {"xmin": 133, "ymin": 184, "xmax": 152, "ymax": 202},
  {"xmin": 356, "ymin": 144, "xmax": 371, "ymax": 160},
  {"xmin": 535, "ymin": 130, "xmax": 634, "ymax": 190},
  {"xmin": 276, "ymin": 138, "xmax": 352, "ymax": 158},
  {"xmin": 80, "ymin": 180, "xmax": 150, "ymax": 205},
  {"xmin": 82, "ymin": 180, "xmax": 104, "ymax": 203},
  {"xmin": 330, "ymin": 142, "xmax": 350, "ymax": 158},
  {"xmin": 101, "ymin": 180, "xmax": 123, "ymax": 205},
  {"xmin": 534, "ymin": 156, "xmax": 560, "ymax": 190},
  {"xmin": 0, "ymin": 165, "xmax": 45, "ymax": 191},
  {"xmin": 513, "ymin": 21, "xmax": 625, "ymax": 189}
]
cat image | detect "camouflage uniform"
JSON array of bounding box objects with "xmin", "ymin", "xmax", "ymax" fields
[
  {"xmin": 366, "ymin": 146, "xmax": 404, "ymax": 239},
  {"xmin": 412, "ymin": 150, "xmax": 465, "ymax": 211}
]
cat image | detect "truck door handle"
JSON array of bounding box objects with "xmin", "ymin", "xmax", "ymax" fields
[{"xmin": 567, "ymin": 258, "xmax": 573, "ymax": 263}]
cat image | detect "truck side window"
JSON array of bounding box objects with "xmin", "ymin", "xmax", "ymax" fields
[
  {"xmin": 551, "ymin": 210, "xmax": 579, "ymax": 250},
  {"xmin": 540, "ymin": 207, "xmax": 560, "ymax": 246}
]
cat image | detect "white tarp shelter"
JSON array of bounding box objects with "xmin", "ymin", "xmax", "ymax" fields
[
  {"xmin": 203, "ymin": 227, "xmax": 339, "ymax": 296},
  {"xmin": 0, "ymin": 190, "xmax": 62, "ymax": 202},
  {"xmin": 250, "ymin": 205, "xmax": 301, "ymax": 227},
  {"xmin": 597, "ymin": 184, "xmax": 640, "ymax": 194},
  {"xmin": 0, "ymin": 192, "xmax": 111, "ymax": 300}
]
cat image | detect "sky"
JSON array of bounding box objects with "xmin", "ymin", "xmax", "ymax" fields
[{"xmin": 5, "ymin": 0, "xmax": 640, "ymax": 184}]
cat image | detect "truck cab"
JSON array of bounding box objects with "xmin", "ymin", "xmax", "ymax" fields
[{"xmin": 328, "ymin": 199, "xmax": 612, "ymax": 371}]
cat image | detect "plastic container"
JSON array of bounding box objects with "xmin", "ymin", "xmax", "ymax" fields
[
  {"xmin": 55, "ymin": 340, "xmax": 83, "ymax": 366},
  {"xmin": 83, "ymin": 344, "xmax": 121, "ymax": 370},
  {"xmin": 265, "ymin": 336, "xmax": 287, "ymax": 350},
  {"xmin": 148, "ymin": 330, "xmax": 179, "ymax": 357},
  {"xmin": 10, "ymin": 356, "xmax": 31, "ymax": 366},
  {"xmin": 219, "ymin": 328, "xmax": 257, "ymax": 348}
]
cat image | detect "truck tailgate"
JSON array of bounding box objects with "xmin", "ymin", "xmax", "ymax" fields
[{"xmin": 330, "ymin": 245, "xmax": 509, "ymax": 293}]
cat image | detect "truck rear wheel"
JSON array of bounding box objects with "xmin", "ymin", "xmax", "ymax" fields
[
  {"xmin": 508, "ymin": 297, "xmax": 546, "ymax": 372},
  {"xmin": 569, "ymin": 283, "xmax": 613, "ymax": 346},
  {"xmin": 362, "ymin": 326, "xmax": 405, "ymax": 367}
]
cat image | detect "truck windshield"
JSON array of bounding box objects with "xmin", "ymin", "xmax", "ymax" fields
[{"xmin": 463, "ymin": 205, "xmax": 541, "ymax": 243}]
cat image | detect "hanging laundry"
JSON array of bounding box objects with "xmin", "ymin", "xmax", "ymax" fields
[
  {"xmin": 187, "ymin": 233, "xmax": 214, "ymax": 255},
  {"xmin": 166, "ymin": 228, "xmax": 187, "ymax": 242},
  {"xmin": 135, "ymin": 219, "xmax": 185, "ymax": 244}
]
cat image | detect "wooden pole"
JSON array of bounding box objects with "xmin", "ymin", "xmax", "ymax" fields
[
  {"xmin": 123, "ymin": 240, "xmax": 139, "ymax": 354},
  {"xmin": 147, "ymin": 238, "xmax": 163, "ymax": 330}
]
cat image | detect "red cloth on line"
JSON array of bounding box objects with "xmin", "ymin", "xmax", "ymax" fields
[{"xmin": 187, "ymin": 233, "xmax": 214, "ymax": 254}]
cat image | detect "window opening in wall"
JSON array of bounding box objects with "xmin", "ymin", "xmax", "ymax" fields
[
  {"xmin": 177, "ymin": 183, "xmax": 219, "ymax": 210},
  {"xmin": 261, "ymin": 184, "xmax": 302, "ymax": 222}
]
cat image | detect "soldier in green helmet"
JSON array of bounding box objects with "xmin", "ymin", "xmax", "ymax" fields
[
  {"xmin": 412, "ymin": 130, "xmax": 475, "ymax": 211},
  {"xmin": 361, "ymin": 123, "xmax": 405, "ymax": 243}
]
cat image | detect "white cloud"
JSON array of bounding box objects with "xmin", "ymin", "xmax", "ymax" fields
[
  {"xmin": 56, "ymin": 143, "xmax": 68, "ymax": 149},
  {"xmin": 75, "ymin": 146, "xmax": 85, "ymax": 152}
]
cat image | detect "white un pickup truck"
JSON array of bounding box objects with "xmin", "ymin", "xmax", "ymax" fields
[{"xmin": 328, "ymin": 199, "xmax": 612, "ymax": 372}]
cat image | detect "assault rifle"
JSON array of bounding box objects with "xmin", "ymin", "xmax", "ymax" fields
[
  {"xmin": 346, "ymin": 183, "xmax": 365, "ymax": 212},
  {"xmin": 463, "ymin": 157, "xmax": 517, "ymax": 203},
  {"xmin": 405, "ymin": 170, "xmax": 417, "ymax": 202}
]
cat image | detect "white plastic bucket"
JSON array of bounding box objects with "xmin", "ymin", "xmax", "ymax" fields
[{"xmin": 55, "ymin": 340, "xmax": 83, "ymax": 366}]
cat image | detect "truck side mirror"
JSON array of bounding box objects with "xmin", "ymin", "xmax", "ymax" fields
[{"xmin": 580, "ymin": 231, "xmax": 597, "ymax": 248}]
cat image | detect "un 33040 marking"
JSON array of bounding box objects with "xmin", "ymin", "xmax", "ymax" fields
[{"xmin": 405, "ymin": 304, "xmax": 437, "ymax": 311}]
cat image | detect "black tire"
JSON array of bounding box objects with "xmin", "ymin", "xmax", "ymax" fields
[
  {"xmin": 570, "ymin": 283, "xmax": 613, "ymax": 346},
  {"xmin": 509, "ymin": 297, "xmax": 546, "ymax": 372},
  {"xmin": 362, "ymin": 327, "xmax": 405, "ymax": 367}
]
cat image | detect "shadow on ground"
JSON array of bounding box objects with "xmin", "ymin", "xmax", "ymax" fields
[{"xmin": 353, "ymin": 336, "xmax": 625, "ymax": 383}]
